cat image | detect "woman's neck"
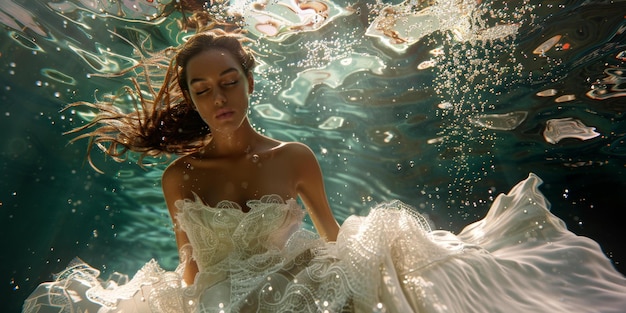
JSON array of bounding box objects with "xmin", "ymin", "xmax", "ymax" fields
[{"xmin": 205, "ymin": 119, "xmax": 261, "ymax": 157}]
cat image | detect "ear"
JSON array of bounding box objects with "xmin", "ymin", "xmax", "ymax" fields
[{"xmin": 246, "ymin": 72, "xmax": 254, "ymax": 94}]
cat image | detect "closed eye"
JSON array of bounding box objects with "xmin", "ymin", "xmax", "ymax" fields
[{"xmin": 196, "ymin": 88, "xmax": 210, "ymax": 95}]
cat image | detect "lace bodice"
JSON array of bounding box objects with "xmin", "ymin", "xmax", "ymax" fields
[{"xmin": 175, "ymin": 195, "xmax": 305, "ymax": 273}]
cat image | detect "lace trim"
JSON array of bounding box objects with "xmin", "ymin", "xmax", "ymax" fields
[{"xmin": 175, "ymin": 193, "xmax": 293, "ymax": 213}]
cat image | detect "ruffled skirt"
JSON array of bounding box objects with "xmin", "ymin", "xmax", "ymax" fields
[{"xmin": 23, "ymin": 174, "xmax": 626, "ymax": 312}]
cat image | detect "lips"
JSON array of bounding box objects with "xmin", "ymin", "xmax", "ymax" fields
[{"xmin": 215, "ymin": 109, "xmax": 235, "ymax": 120}]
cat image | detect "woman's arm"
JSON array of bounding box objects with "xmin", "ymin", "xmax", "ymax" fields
[
  {"xmin": 292, "ymin": 143, "xmax": 340, "ymax": 242},
  {"xmin": 162, "ymin": 160, "xmax": 199, "ymax": 286}
]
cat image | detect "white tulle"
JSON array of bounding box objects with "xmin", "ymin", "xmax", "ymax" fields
[{"xmin": 23, "ymin": 173, "xmax": 626, "ymax": 312}]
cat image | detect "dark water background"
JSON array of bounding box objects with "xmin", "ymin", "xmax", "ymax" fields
[{"xmin": 1, "ymin": 0, "xmax": 626, "ymax": 311}]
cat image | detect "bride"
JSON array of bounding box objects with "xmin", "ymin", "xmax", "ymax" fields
[{"xmin": 23, "ymin": 27, "xmax": 626, "ymax": 313}]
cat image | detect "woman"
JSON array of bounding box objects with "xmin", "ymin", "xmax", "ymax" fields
[
  {"xmin": 159, "ymin": 28, "xmax": 339, "ymax": 285},
  {"xmin": 23, "ymin": 27, "xmax": 626, "ymax": 313}
]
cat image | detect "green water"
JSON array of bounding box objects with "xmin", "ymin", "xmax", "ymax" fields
[{"xmin": 2, "ymin": 0, "xmax": 626, "ymax": 311}]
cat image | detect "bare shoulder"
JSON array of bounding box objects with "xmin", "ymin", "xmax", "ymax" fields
[
  {"xmin": 272, "ymin": 141, "xmax": 318, "ymax": 166},
  {"xmin": 276, "ymin": 141, "xmax": 316, "ymax": 157},
  {"xmin": 161, "ymin": 155, "xmax": 196, "ymax": 190},
  {"xmin": 278, "ymin": 142, "xmax": 322, "ymax": 177}
]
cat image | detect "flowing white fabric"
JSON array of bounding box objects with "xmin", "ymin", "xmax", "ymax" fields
[{"xmin": 23, "ymin": 174, "xmax": 626, "ymax": 312}]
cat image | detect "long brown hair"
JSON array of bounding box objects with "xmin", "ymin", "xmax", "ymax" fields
[{"xmin": 66, "ymin": 27, "xmax": 256, "ymax": 171}]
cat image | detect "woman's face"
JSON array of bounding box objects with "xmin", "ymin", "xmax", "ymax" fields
[{"xmin": 184, "ymin": 49, "xmax": 254, "ymax": 134}]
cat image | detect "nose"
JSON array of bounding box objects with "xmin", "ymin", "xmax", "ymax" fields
[{"xmin": 214, "ymin": 91, "xmax": 226, "ymax": 106}]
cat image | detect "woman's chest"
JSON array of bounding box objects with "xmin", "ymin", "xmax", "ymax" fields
[{"xmin": 183, "ymin": 156, "xmax": 297, "ymax": 208}]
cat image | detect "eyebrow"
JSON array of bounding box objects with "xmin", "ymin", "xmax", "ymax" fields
[{"xmin": 189, "ymin": 68, "xmax": 239, "ymax": 85}]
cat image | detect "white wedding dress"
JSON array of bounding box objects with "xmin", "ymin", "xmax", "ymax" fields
[{"xmin": 23, "ymin": 174, "xmax": 626, "ymax": 312}]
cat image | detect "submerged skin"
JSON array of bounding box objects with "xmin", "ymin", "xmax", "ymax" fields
[{"xmin": 161, "ymin": 49, "xmax": 340, "ymax": 285}]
